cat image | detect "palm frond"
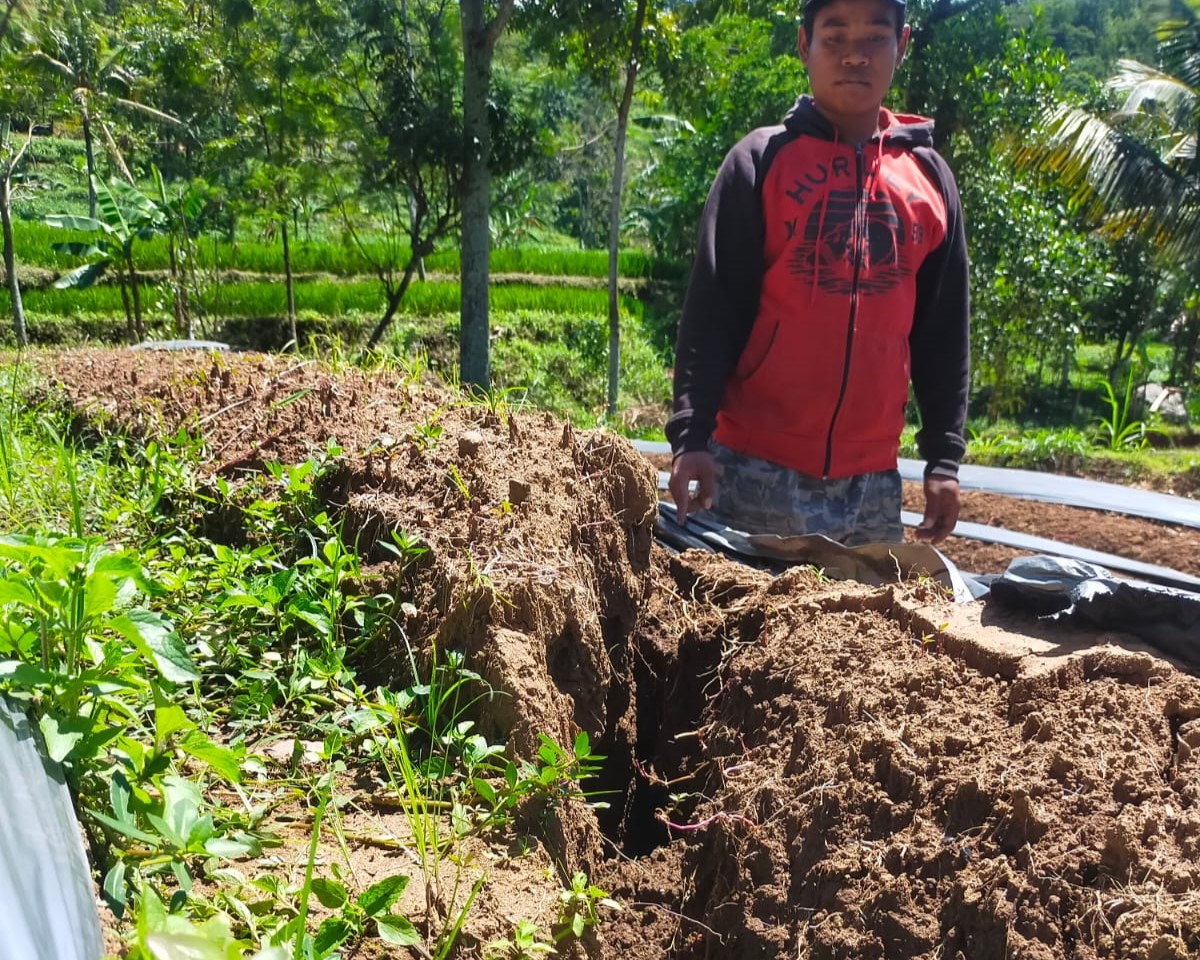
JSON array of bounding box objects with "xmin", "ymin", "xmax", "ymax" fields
[
  {"xmin": 1166, "ymin": 135, "xmax": 1197, "ymax": 164},
  {"xmin": 1019, "ymin": 103, "xmax": 1195, "ymax": 248},
  {"xmin": 1159, "ymin": 15, "xmax": 1200, "ymax": 90},
  {"xmin": 1111, "ymin": 74, "xmax": 1195, "ymax": 131},
  {"xmin": 111, "ymin": 97, "xmax": 185, "ymax": 128},
  {"xmin": 25, "ymin": 49, "xmax": 74, "ymax": 82}
]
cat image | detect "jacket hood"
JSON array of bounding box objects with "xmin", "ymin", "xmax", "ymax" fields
[{"xmin": 782, "ymin": 95, "xmax": 934, "ymax": 148}]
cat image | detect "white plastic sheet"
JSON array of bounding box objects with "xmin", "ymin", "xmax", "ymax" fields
[{"xmin": 0, "ymin": 696, "xmax": 102, "ymax": 960}]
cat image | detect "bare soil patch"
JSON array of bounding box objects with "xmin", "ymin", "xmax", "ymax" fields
[{"xmin": 37, "ymin": 348, "xmax": 1200, "ymax": 959}]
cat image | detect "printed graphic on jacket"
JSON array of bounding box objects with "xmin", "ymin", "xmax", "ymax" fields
[{"xmin": 787, "ymin": 188, "xmax": 908, "ymax": 296}]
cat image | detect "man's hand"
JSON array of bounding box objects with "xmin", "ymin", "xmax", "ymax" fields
[
  {"xmin": 669, "ymin": 451, "xmax": 715, "ymax": 526},
  {"xmin": 915, "ymin": 475, "xmax": 960, "ymax": 544}
]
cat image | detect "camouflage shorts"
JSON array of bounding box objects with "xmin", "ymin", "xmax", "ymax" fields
[{"xmin": 706, "ymin": 441, "xmax": 903, "ymax": 545}]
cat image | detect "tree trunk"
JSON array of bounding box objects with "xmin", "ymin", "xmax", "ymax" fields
[
  {"xmin": 118, "ymin": 280, "xmax": 135, "ymax": 343},
  {"xmin": 605, "ymin": 0, "xmax": 647, "ymax": 417},
  {"xmin": 127, "ymin": 253, "xmax": 145, "ymax": 341},
  {"xmin": 408, "ymin": 194, "xmax": 426, "ymax": 281},
  {"xmin": 167, "ymin": 238, "xmax": 192, "ymax": 338},
  {"xmin": 282, "ymin": 218, "xmax": 297, "ymax": 350},
  {"xmin": 1, "ymin": 162, "xmax": 26, "ymax": 347},
  {"xmin": 459, "ymin": 0, "xmax": 495, "ymax": 391},
  {"xmin": 81, "ymin": 111, "xmax": 98, "ymax": 220},
  {"xmin": 1181, "ymin": 314, "xmax": 1200, "ymax": 394},
  {"xmin": 366, "ymin": 257, "xmax": 422, "ymax": 349},
  {"xmin": 1108, "ymin": 330, "xmax": 1128, "ymax": 384}
]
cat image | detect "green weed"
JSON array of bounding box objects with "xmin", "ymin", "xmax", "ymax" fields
[
  {"xmin": 1094, "ymin": 371, "xmax": 1165, "ymax": 450},
  {"xmin": 307, "ymin": 871, "xmax": 421, "ymax": 955},
  {"xmin": 486, "ymin": 920, "xmax": 557, "ymax": 959},
  {"xmin": 0, "ymin": 532, "xmax": 259, "ymax": 911},
  {"xmin": 120, "ymin": 884, "xmax": 287, "ymax": 960},
  {"xmin": 555, "ymin": 871, "xmax": 620, "ymax": 942}
]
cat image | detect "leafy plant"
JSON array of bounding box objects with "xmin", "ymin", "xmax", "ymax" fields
[
  {"xmin": 1094, "ymin": 369, "xmax": 1164, "ymax": 449},
  {"xmin": 45, "ymin": 175, "xmax": 169, "ymax": 342},
  {"xmin": 0, "ymin": 532, "xmax": 262, "ymax": 910},
  {"xmin": 522, "ymin": 732, "xmax": 607, "ymax": 809},
  {"xmin": 94, "ymin": 772, "xmax": 260, "ymax": 909},
  {"xmin": 470, "ymin": 731, "xmax": 607, "ymax": 839},
  {"xmin": 306, "ymin": 872, "xmax": 421, "ymax": 957},
  {"xmin": 555, "ymin": 871, "xmax": 619, "ymax": 942},
  {"xmin": 965, "ymin": 426, "xmax": 1090, "ymax": 468},
  {"xmin": 411, "ymin": 410, "xmax": 443, "ymax": 451},
  {"xmin": 379, "ymin": 528, "xmax": 429, "ymax": 571},
  {"xmin": 0, "ymin": 533, "xmax": 195, "ymax": 712},
  {"xmin": 486, "ymin": 919, "xmax": 556, "ymax": 959},
  {"xmin": 120, "ymin": 884, "xmax": 287, "ymax": 960}
]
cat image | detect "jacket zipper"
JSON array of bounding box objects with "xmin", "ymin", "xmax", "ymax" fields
[{"xmin": 822, "ymin": 143, "xmax": 867, "ymax": 478}]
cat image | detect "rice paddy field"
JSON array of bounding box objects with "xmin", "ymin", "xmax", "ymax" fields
[{"xmin": 2, "ymin": 144, "xmax": 680, "ymax": 431}]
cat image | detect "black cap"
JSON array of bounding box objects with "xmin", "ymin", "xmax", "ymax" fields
[{"xmin": 803, "ymin": 0, "xmax": 906, "ymax": 17}]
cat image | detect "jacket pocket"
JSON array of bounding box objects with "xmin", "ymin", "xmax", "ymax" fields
[{"xmin": 734, "ymin": 316, "xmax": 780, "ymax": 383}]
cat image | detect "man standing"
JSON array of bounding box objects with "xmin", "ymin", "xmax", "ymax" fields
[{"xmin": 667, "ymin": 0, "xmax": 970, "ymax": 546}]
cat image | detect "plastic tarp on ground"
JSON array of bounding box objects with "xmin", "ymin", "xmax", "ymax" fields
[
  {"xmin": 656, "ymin": 502, "xmax": 980, "ymax": 602},
  {"xmin": 897, "ymin": 511, "xmax": 1200, "ymax": 592},
  {"xmin": 895, "ymin": 458, "xmax": 1200, "ymax": 530},
  {"xmin": 986, "ymin": 556, "xmax": 1200, "ymax": 668},
  {"xmin": 0, "ymin": 696, "xmax": 102, "ymax": 960},
  {"xmin": 131, "ymin": 339, "xmax": 230, "ymax": 352}
]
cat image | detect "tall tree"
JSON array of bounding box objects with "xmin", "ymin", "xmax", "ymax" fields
[
  {"xmin": 344, "ymin": 0, "xmax": 467, "ymax": 349},
  {"xmin": 527, "ymin": 0, "xmax": 670, "ymax": 414},
  {"xmin": 901, "ymin": 0, "xmax": 1014, "ymax": 145},
  {"xmin": 1018, "ymin": 4, "xmax": 1200, "ymax": 388},
  {"xmin": 0, "ymin": 0, "xmax": 19, "ymax": 48},
  {"xmin": 640, "ymin": 14, "xmax": 805, "ymax": 260},
  {"xmin": 604, "ymin": 0, "xmax": 649, "ymax": 416},
  {"xmin": 459, "ymin": 0, "xmax": 515, "ymax": 390},
  {"xmin": 0, "ymin": 118, "xmax": 31, "ymax": 346},
  {"xmin": 220, "ymin": 0, "xmax": 341, "ymax": 351},
  {"xmin": 0, "ymin": 0, "xmax": 45, "ymax": 346},
  {"xmin": 28, "ymin": 0, "xmax": 183, "ymax": 217}
]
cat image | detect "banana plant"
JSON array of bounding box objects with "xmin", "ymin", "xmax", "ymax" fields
[
  {"xmin": 45, "ymin": 175, "xmax": 166, "ymax": 343},
  {"xmin": 1017, "ymin": 6, "xmax": 1199, "ymax": 263}
]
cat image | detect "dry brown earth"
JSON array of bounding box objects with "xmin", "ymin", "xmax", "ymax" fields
[{"xmin": 35, "ymin": 348, "xmax": 1200, "ymax": 959}]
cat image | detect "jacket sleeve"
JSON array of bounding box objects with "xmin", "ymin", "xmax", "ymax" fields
[
  {"xmin": 665, "ymin": 135, "xmax": 767, "ymax": 458},
  {"xmin": 909, "ymin": 148, "xmax": 970, "ymax": 480}
]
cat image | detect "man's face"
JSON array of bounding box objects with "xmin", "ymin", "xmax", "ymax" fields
[{"xmin": 798, "ymin": 0, "xmax": 909, "ymax": 132}]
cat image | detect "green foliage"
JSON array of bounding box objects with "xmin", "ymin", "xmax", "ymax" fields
[
  {"xmin": 487, "ymin": 308, "xmax": 669, "ymax": 427},
  {"xmin": 1012, "ymin": 6, "xmax": 1200, "ymax": 396},
  {"xmin": 306, "ymin": 872, "xmax": 420, "ymax": 956},
  {"xmin": 947, "ymin": 26, "xmax": 1113, "ymax": 420},
  {"xmin": 965, "ymin": 426, "xmax": 1090, "ymax": 469},
  {"xmin": 121, "ymin": 884, "xmax": 287, "ymax": 960},
  {"xmin": 1093, "ymin": 368, "xmax": 1164, "ymax": 449},
  {"xmin": 0, "ymin": 530, "xmax": 257, "ymax": 911},
  {"xmin": 0, "ymin": 377, "xmax": 104, "ymax": 530},
  {"xmin": 45, "ymin": 175, "xmax": 171, "ymax": 340},
  {"xmin": 486, "ymin": 919, "xmax": 557, "ymax": 959},
  {"xmin": 555, "ymin": 871, "xmax": 619, "ymax": 942},
  {"xmin": 13, "ymin": 220, "xmax": 671, "ymax": 278},
  {"xmin": 635, "ymin": 14, "xmax": 806, "ymax": 259},
  {"xmin": 1019, "ymin": 9, "xmax": 1200, "ymax": 264},
  {"xmin": 8, "ymin": 278, "xmax": 646, "ymax": 322}
]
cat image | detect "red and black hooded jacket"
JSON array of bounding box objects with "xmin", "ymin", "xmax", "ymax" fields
[{"xmin": 667, "ymin": 96, "xmax": 970, "ymax": 481}]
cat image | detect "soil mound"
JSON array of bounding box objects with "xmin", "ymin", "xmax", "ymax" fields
[
  {"xmin": 42, "ymin": 348, "xmax": 660, "ymax": 880},
  {"xmin": 37, "ymin": 348, "xmax": 1200, "ymax": 959},
  {"xmin": 613, "ymin": 557, "xmax": 1200, "ymax": 959}
]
